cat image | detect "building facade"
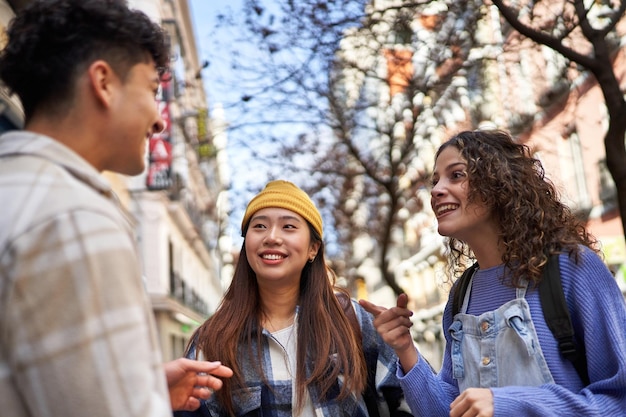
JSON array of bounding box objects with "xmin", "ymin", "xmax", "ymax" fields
[
  {"xmin": 125, "ymin": 0, "xmax": 231, "ymax": 361},
  {"xmin": 335, "ymin": 0, "xmax": 626, "ymax": 368}
]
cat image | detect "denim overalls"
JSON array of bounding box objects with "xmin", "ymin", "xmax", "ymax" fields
[{"xmin": 449, "ymin": 271, "xmax": 555, "ymax": 391}]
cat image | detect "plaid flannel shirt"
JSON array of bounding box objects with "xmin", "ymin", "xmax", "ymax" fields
[
  {"xmin": 176, "ymin": 300, "xmax": 413, "ymax": 417},
  {"xmin": 0, "ymin": 132, "xmax": 170, "ymax": 417}
]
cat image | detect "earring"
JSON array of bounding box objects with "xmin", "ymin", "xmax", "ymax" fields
[{"xmin": 308, "ymin": 257, "xmax": 315, "ymax": 263}]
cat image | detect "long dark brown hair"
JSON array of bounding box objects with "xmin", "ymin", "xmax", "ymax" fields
[
  {"xmin": 436, "ymin": 130, "xmax": 599, "ymax": 287},
  {"xmin": 188, "ymin": 223, "xmax": 367, "ymax": 416}
]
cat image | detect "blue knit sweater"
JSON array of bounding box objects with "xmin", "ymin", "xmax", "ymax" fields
[{"xmin": 398, "ymin": 246, "xmax": 626, "ymax": 416}]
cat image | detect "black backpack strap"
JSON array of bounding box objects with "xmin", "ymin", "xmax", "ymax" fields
[
  {"xmin": 452, "ymin": 262, "xmax": 479, "ymax": 316},
  {"xmin": 539, "ymin": 254, "xmax": 590, "ymax": 385}
]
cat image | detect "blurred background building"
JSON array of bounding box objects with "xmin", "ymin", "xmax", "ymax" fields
[{"xmin": 124, "ymin": 0, "xmax": 232, "ymax": 362}]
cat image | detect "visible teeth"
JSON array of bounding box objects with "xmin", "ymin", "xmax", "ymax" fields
[
  {"xmin": 262, "ymin": 254, "xmax": 284, "ymax": 260},
  {"xmin": 437, "ymin": 204, "xmax": 458, "ymax": 215}
]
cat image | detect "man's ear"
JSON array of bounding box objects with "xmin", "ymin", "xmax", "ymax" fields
[{"xmin": 87, "ymin": 60, "xmax": 117, "ymax": 108}]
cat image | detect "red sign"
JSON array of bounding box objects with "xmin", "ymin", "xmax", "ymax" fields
[{"xmin": 147, "ymin": 73, "xmax": 173, "ymax": 190}]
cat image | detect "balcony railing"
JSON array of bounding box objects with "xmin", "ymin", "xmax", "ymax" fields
[{"xmin": 170, "ymin": 271, "xmax": 209, "ymax": 316}]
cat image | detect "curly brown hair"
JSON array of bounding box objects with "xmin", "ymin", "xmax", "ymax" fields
[
  {"xmin": 0, "ymin": 0, "xmax": 169, "ymax": 122},
  {"xmin": 436, "ymin": 130, "xmax": 598, "ymax": 287}
]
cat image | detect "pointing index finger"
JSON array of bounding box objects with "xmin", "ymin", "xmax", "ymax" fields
[{"xmin": 358, "ymin": 299, "xmax": 387, "ymax": 317}]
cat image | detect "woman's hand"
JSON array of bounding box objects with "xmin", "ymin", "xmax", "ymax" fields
[
  {"xmin": 359, "ymin": 294, "xmax": 418, "ymax": 372},
  {"xmin": 450, "ymin": 388, "xmax": 494, "ymax": 417}
]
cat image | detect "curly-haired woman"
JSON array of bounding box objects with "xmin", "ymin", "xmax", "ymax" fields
[{"xmin": 361, "ymin": 130, "xmax": 626, "ymax": 416}]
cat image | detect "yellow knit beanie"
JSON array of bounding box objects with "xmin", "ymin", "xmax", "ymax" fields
[{"xmin": 241, "ymin": 180, "xmax": 323, "ymax": 238}]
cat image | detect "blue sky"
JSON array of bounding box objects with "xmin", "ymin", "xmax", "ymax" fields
[
  {"xmin": 188, "ymin": 0, "xmax": 269, "ymax": 242},
  {"xmin": 188, "ymin": 0, "xmax": 243, "ymax": 106},
  {"xmin": 187, "ymin": 0, "xmax": 329, "ymax": 240},
  {"xmin": 186, "ymin": 1, "xmax": 338, "ymax": 249}
]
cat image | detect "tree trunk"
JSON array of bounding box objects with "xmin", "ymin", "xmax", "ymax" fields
[
  {"xmin": 379, "ymin": 187, "xmax": 406, "ymax": 296},
  {"xmin": 492, "ymin": 0, "xmax": 626, "ymax": 244},
  {"xmin": 590, "ymin": 37, "xmax": 626, "ymax": 245},
  {"xmin": 603, "ymin": 121, "xmax": 626, "ymax": 245}
]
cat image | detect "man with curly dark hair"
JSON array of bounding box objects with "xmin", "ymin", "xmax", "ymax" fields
[{"xmin": 0, "ymin": 1, "xmax": 231, "ymax": 416}]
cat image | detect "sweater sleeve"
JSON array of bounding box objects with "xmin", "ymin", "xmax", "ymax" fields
[
  {"xmin": 490, "ymin": 248, "xmax": 626, "ymax": 416},
  {"xmin": 396, "ymin": 297, "xmax": 461, "ymax": 416}
]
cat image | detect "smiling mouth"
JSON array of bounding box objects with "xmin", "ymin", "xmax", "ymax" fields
[
  {"xmin": 436, "ymin": 204, "xmax": 459, "ymax": 216},
  {"xmin": 262, "ymin": 254, "xmax": 285, "ymax": 260}
]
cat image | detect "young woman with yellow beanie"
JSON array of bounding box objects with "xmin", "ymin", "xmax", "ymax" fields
[{"xmin": 174, "ymin": 180, "xmax": 412, "ymax": 417}]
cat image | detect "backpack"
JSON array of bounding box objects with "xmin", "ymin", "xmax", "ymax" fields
[{"xmin": 451, "ymin": 254, "xmax": 590, "ymax": 385}]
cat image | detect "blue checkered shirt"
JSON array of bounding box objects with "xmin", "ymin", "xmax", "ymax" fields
[{"xmin": 175, "ymin": 300, "xmax": 412, "ymax": 417}]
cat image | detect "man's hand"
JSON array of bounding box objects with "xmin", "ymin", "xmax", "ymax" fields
[
  {"xmin": 450, "ymin": 388, "xmax": 494, "ymax": 417},
  {"xmin": 359, "ymin": 294, "xmax": 418, "ymax": 372},
  {"xmin": 164, "ymin": 357, "xmax": 233, "ymax": 411}
]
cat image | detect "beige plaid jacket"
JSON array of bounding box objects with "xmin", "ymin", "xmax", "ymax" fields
[{"xmin": 0, "ymin": 131, "xmax": 171, "ymax": 417}]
